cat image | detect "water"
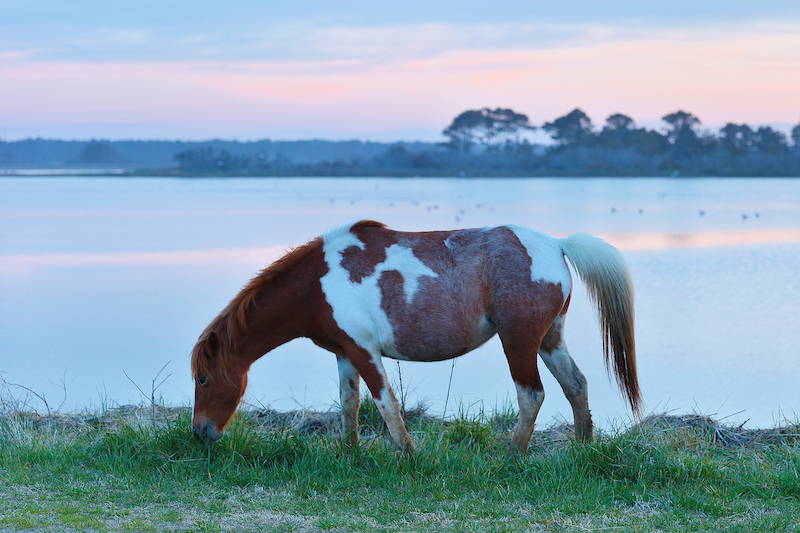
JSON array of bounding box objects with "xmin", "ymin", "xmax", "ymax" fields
[{"xmin": 1, "ymin": 177, "xmax": 799, "ymax": 429}]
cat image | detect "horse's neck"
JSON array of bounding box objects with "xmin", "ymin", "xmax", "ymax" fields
[{"xmin": 238, "ymin": 269, "xmax": 318, "ymax": 364}]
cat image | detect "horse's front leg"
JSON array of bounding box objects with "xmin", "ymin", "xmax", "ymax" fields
[
  {"xmin": 341, "ymin": 343, "xmax": 414, "ymax": 453},
  {"xmin": 373, "ymin": 381, "xmax": 414, "ymax": 453},
  {"xmin": 336, "ymin": 356, "xmax": 361, "ymax": 446},
  {"xmin": 511, "ymin": 381, "xmax": 545, "ymax": 453}
]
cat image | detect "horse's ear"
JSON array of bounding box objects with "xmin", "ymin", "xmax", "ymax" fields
[{"xmin": 203, "ymin": 331, "xmax": 220, "ymax": 359}]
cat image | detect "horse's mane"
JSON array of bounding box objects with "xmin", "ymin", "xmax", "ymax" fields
[
  {"xmin": 323, "ymin": 219, "xmax": 385, "ymax": 241},
  {"xmin": 352, "ymin": 219, "xmax": 386, "ymax": 230},
  {"xmin": 190, "ymin": 236, "xmax": 324, "ymax": 381}
]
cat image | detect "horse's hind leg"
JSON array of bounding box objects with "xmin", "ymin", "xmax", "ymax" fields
[
  {"xmin": 539, "ymin": 314, "xmax": 593, "ymax": 441},
  {"xmin": 497, "ymin": 330, "xmax": 546, "ymax": 453},
  {"xmin": 337, "ymin": 356, "xmax": 361, "ymax": 446}
]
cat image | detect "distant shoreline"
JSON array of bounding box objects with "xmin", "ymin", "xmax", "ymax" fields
[
  {"xmin": 3, "ymin": 171, "xmax": 800, "ymax": 179},
  {"xmin": 3, "ymin": 137, "xmax": 800, "ymax": 177}
]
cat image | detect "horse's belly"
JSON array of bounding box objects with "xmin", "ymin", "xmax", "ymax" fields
[{"xmin": 384, "ymin": 314, "xmax": 497, "ymax": 362}]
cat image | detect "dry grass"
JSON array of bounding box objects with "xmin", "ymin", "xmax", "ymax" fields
[
  {"xmin": 3, "ymin": 401, "xmax": 800, "ymax": 533},
  {"xmin": 5, "ymin": 401, "xmax": 799, "ymax": 457}
]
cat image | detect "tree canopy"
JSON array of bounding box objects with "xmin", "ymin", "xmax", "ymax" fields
[
  {"xmin": 604, "ymin": 114, "xmax": 636, "ymax": 132},
  {"xmin": 542, "ymin": 108, "xmax": 593, "ymax": 146},
  {"xmin": 442, "ymin": 108, "xmax": 534, "ymax": 151}
]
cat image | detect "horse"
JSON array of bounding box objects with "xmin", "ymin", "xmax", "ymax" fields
[{"xmin": 191, "ymin": 220, "xmax": 640, "ymax": 453}]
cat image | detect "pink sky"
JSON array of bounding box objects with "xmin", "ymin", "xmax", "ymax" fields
[{"xmin": 2, "ymin": 16, "xmax": 799, "ymax": 141}]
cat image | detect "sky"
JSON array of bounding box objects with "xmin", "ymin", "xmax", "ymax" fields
[{"xmin": 1, "ymin": 1, "xmax": 800, "ymax": 142}]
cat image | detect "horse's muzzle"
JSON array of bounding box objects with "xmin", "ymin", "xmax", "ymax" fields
[{"xmin": 192, "ymin": 418, "xmax": 224, "ymax": 442}]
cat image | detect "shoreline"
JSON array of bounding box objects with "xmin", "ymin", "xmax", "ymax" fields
[{"xmin": 4, "ymin": 402, "xmax": 798, "ymax": 450}]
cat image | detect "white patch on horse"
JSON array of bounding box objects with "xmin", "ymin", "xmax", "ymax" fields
[
  {"xmin": 323, "ymin": 223, "xmax": 365, "ymax": 252},
  {"xmin": 515, "ymin": 382, "xmax": 545, "ymax": 418},
  {"xmin": 506, "ymin": 225, "xmax": 571, "ymax": 300},
  {"xmin": 510, "ymin": 382, "xmax": 545, "ymax": 452},
  {"xmin": 320, "ymin": 223, "xmax": 438, "ymax": 359},
  {"xmin": 382, "ymin": 244, "xmax": 438, "ymax": 303}
]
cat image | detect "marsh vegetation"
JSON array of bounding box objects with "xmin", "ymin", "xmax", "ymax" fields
[{"xmin": 2, "ymin": 397, "xmax": 800, "ymax": 532}]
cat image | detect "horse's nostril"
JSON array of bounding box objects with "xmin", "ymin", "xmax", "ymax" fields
[{"xmin": 192, "ymin": 424, "xmax": 205, "ymax": 440}]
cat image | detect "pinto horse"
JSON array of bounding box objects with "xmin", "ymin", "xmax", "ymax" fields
[{"xmin": 191, "ymin": 220, "xmax": 639, "ymax": 453}]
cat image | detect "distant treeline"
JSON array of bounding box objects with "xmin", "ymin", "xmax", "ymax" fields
[
  {"xmin": 3, "ymin": 108, "xmax": 800, "ymax": 177},
  {"xmin": 0, "ymin": 138, "xmax": 435, "ymax": 172},
  {"xmin": 517, "ymin": 108, "xmax": 800, "ymax": 177}
]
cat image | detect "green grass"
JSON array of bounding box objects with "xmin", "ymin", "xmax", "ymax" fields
[{"xmin": 2, "ymin": 402, "xmax": 800, "ymax": 532}]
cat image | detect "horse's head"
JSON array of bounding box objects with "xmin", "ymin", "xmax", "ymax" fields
[{"xmin": 191, "ymin": 330, "xmax": 248, "ymax": 442}]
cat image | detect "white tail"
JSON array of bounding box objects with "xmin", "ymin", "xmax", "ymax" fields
[{"xmin": 561, "ymin": 234, "xmax": 640, "ymax": 415}]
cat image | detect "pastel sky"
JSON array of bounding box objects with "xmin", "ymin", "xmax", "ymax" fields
[{"xmin": 1, "ymin": 0, "xmax": 799, "ymax": 141}]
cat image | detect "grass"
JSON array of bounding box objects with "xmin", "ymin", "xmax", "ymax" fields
[{"xmin": 2, "ymin": 400, "xmax": 800, "ymax": 532}]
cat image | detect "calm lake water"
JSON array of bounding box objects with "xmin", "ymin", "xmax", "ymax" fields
[{"xmin": 1, "ymin": 177, "xmax": 799, "ymax": 429}]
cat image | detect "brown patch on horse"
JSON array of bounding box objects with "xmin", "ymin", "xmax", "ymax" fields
[
  {"xmin": 341, "ymin": 221, "xmax": 395, "ymax": 284},
  {"xmin": 540, "ymin": 294, "xmax": 570, "ymax": 355},
  {"xmin": 190, "ymin": 236, "xmax": 324, "ymax": 382},
  {"xmin": 539, "ymin": 319, "xmax": 562, "ymax": 355},
  {"xmin": 482, "ymin": 226, "xmax": 567, "ymax": 390},
  {"xmin": 373, "ymin": 229, "xmax": 494, "ymax": 361},
  {"xmin": 494, "ymin": 279, "xmax": 564, "ymax": 390}
]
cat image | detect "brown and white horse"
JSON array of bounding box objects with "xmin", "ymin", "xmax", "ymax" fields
[{"xmin": 191, "ymin": 220, "xmax": 639, "ymax": 453}]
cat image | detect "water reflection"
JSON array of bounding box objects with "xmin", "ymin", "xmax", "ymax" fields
[
  {"xmin": 5, "ymin": 228, "xmax": 799, "ymax": 274},
  {"xmin": 1, "ymin": 247, "xmax": 285, "ymax": 274},
  {"xmin": 605, "ymin": 228, "xmax": 800, "ymax": 251},
  {"xmin": 2, "ymin": 177, "xmax": 799, "ymax": 429}
]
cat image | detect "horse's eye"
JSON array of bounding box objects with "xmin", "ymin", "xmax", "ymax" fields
[{"xmin": 198, "ymin": 377, "xmax": 207, "ymax": 386}]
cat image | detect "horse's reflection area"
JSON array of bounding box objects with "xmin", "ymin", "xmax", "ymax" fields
[{"xmin": 191, "ymin": 220, "xmax": 640, "ymax": 453}]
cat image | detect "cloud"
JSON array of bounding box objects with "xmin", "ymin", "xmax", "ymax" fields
[
  {"xmin": 2, "ymin": 2, "xmax": 799, "ymax": 140},
  {"xmin": 3, "ymin": 1, "xmax": 800, "ymax": 62}
]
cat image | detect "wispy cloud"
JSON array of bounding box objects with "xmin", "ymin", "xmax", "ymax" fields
[
  {"xmin": 2, "ymin": 2, "xmax": 799, "ymax": 140},
  {"xmin": 4, "ymin": 3, "xmax": 800, "ymax": 63}
]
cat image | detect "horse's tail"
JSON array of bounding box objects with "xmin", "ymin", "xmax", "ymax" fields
[{"xmin": 561, "ymin": 234, "xmax": 641, "ymax": 416}]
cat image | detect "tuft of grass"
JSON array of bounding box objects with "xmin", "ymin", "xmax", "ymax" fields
[{"xmin": 2, "ymin": 404, "xmax": 800, "ymax": 531}]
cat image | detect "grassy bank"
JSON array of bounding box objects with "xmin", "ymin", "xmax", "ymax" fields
[{"xmin": 2, "ymin": 401, "xmax": 800, "ymax": 532}]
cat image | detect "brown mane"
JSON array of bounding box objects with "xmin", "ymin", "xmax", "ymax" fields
[
  {"xmin": 350, "ymin": 219, "xmax": 385, "ymax": 231},
  {"xmin": 190, "ymin": 236, "xmax": 324, "ymax": 380}
]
